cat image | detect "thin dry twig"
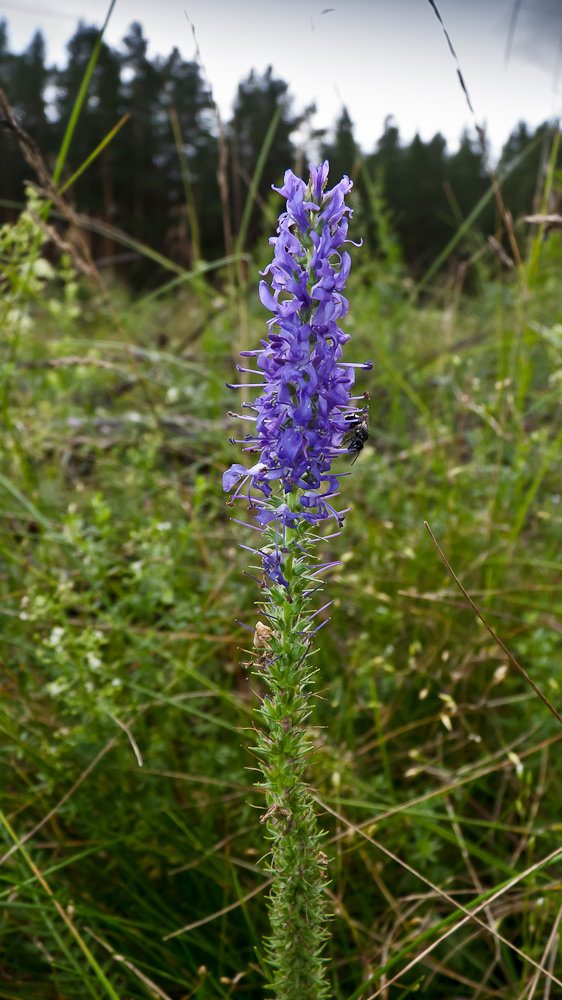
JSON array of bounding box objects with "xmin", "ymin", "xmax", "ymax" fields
[
  {"xmin": 423, "ymin": 1, "xmax": 524, "ymax": 271},
  {"xmin": 169, "ymin": 823, "xmax": 257, "ymax": 875},
  {"xmin": 0, "ymin": 697, "xmax": 155, "ymax": 870},
  {"xmin": 334, "ymin": 730, "xmax": 562, "ymax": 839},
  {"xmin": 524, "ymin": 214, "xmax": 562, "ymax": 226},
  {"xmin": 451, "ymin": 382, "xmax": 505, "ymax": 438},
  {"xmin": 443, "ymin": 794, "xmax": 501, "ymax": 992},
  {"xmin": 316, "ymin": 796, "xmax": 562, "ymax": 999},
  {"xmin": 182, "ymin": 11, "xmax": 233, "ymax": 284},
  {"xmin": 107, "ymin": 712, "xmax": 143, "ymax": 767},
  {"xmin": 84, "ymin": 927, "xmax": 175, "ymax": 1000},
  {"xmin": 0, "ymin": 89, "xmax": 104, "ymax": 287},
  {"xmin": 0, "ymin": 736, "xmax": 119, "ymax": 870},
  {"xmin": 488, "ymin": 234, "xmax": 516, "ymax": 270},
  {"xmin": 523, "ymin": 902, "xmax": 562, "ymax": 1000},
  {"xmin": 543, "ymin": 928, "xmax": 559, "ymax": 1000},
  {"xmin": 511, "ymin": 746, "xmax": 548, "ymax": 868},
  {"xmin": 163, "ymin": 878, "xmax": 272, "ymax": 939},
  {"xmin": 0, "ymin": 811, "xmax": 117, "ymax": 993},
  {"xmin": 424, "ymin": 522, "xmax": 562, "ymax": 727}
]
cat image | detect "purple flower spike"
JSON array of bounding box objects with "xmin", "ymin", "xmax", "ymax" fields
[{"xmin": 224, "ymin": 162, "xmax": 370, "ymax": 587}]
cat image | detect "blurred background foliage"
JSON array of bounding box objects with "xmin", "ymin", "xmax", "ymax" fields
[{"xmin": 2, "ymin": 13, "xmax": 562, "ymax": 1000}]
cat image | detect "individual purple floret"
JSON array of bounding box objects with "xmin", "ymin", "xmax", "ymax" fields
[{"xmin": 224, "ymin": 161, "xmax": 371, "ymax": 587}]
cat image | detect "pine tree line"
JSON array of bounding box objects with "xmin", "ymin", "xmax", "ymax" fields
[{"xmin": 0, "ymin": 17, "xmax": 558, "ymax": 285}]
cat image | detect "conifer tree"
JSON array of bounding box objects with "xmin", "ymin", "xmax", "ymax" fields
[
  {"xmin": 320, "ymin": 106, "xmax": 357, "ymax": 184},
  {"xmin": 230, "ymin": 66, "xmax": 300, "ymax": 246}
]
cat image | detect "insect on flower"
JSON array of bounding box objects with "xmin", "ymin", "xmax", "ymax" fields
[{"xmin": 344, "ymin": 405, "xmax": 370, "ymax": 464}]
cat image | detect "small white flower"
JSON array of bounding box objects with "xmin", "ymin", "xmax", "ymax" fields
[
  {"xmin": 47, "ymin": 679, "xmax": 67, "ymax": 696},
  {"xmin": 33, "ymin": 258, "xmax": 55, "ymax": 280},
  {"xmin": 508, "ymin": 751, "xmax": 523, "ymax": 778},
  {"xmin": 48, "ymin": 627, "xmax": 65, "ymax": 647}
]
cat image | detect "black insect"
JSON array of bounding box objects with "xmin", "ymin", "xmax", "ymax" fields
[{"xmin": 343, "ymin": 406, "xmax": 370, "ymax": 465}]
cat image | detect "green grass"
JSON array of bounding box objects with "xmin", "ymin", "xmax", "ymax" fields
[{"xmin": 2, "ymin": 183, "xmax": 562, "ymax": 999}]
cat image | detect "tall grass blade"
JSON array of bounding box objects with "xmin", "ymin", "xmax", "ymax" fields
[
  {"xmin": 168, "ymin": 98, "xmax": 202, "ymax": 266},
  {"xmin": 58, "ymin": 113, "xmax": 130, "ymax": 196},
  {"xmin": 0, "ymin": 810, "xmax": 123, "ymax": 1000},
  {"xmin": 415, "ymin": 131, "xmax": 544, "ymax": 296},
  {"xmin": 52, "ymin": 0, "xmax": 118, "ymax": 187},
  {"xmin": 527, "ymin": 123, "xmax": 561, "ymax": 285},
  {"xmin": 122, "ymin": 255, "xmax": 250, "ymax": 312},
  {"xmin": 234, "ymin": 102, "xmax": 284, "ymax": 258}
]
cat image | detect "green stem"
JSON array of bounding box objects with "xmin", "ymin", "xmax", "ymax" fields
[{"xmin": 253, "ymin": 512, "xmax": 331, "ymax": 999}]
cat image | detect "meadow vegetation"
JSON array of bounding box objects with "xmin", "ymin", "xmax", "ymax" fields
[{"xmin": 2, "ymin": 16, "xmax": 562, "ymax": 1000}]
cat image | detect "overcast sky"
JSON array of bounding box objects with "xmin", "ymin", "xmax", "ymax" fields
[{"xmin": 1, "ymin": 0, "xmax": 562, "ymax": 154}]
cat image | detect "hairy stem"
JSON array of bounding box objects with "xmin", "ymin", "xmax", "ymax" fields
[{"xmin": 253, "ymin": 519, "xmax": 330, "ymax": 1000}]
